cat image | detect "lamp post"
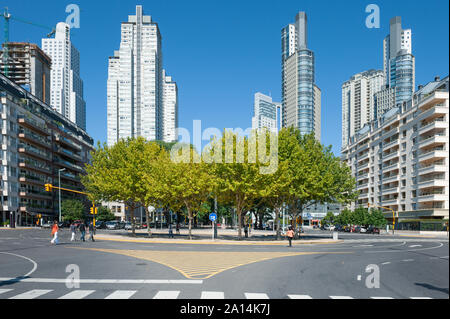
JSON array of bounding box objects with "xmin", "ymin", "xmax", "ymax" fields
[{"xmin": 58, "ymin": 168, "xmax": 66, "ymax": 222}]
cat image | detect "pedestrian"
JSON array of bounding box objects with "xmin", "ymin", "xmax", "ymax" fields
[
  {"xmin": 244, "ymin": 224, "xmax": 249, "ymax": 238},
  {"xmin": 88, "ymin": 222, "xmax": 95, "ymax": 242},
  {"xmin": 176, "ymin": 223, "xmax": 180, "ymax": 235},
  {"xmin": 50, "ymin": 220, "xmax": 59, "ymax": 245},
  {"xmin": 70, "ymin": 222, "xmax": 76, "ymax": 241},
  {"xmin": 79, "ymin": 221, "xmax": 86, "ymax": 242},
  {"xmin": 286, "ymin": 226, "xmax": 294, "ymax": 247},
  {"xmin": 168, "ymin": 223, "xmax": 174, "ymax": 238}
]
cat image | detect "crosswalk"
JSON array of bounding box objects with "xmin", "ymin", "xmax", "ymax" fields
[{"xmin": 0, "ymin": 288, "xmax": 435, "ymax": 299}]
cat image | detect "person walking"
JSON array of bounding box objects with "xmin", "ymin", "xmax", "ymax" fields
[
  {"xmin": 176, "ymin": 223, "xmax": 180, "ymax": 235},
  {"xmin": 244, "ymin": 224, "xmax": 249, "ymax": 238},
  {"xmin": 50, "ymin": 220, "xmax": 59, "ymax": 245},
  {"xmin": 79, "ymin": 221, "xmax": 86, "ymax": 242},
  {"xmin": 88, "ymin": 222, "xmax": 95, "ymax": 242},
  {"xmin": 286, "ymin": 226, "xmax": 294, "ymax": 247},
  {"xmin": 70, "ymin": 222, "xmax": 76, "ymax": 241},
  {"xmin": 168, "ymin": 223, "xmax": 174, "ymax": 238}
]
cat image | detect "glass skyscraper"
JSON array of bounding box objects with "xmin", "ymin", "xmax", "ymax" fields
[{"xmin": 281, "ymin": 12, "xmax": 321, "ymax": 140}]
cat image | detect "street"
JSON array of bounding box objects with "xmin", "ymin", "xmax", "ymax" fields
[{"xmin": 0, "ymin": 228, "xmax": 448, "ymax": 299}]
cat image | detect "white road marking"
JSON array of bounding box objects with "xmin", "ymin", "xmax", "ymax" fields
[
  {"xmin": 367, "ymin": 242, "xmax": 444, "ymax": 254},
  {"xmin": 410, "ymin": 297, "xmax": 432, "ymax": 299},
  {"xmin": 402, "ymin": 259, "xmax": 414, "ymax": 262},
  {"xmin": 357, "ymin": 275, "xmax": 362, "ymax": 280},
  {"xmin": 370, "ymin": 297, "xmax": 394, "ymax": 299},
  {"xmin": 288, "ymin": 295, "xmax": 312, "ymax": 299},
  {"xmin": 0, "ymin": 289, "xmax": 13, "ymax": 295},
  {"xmin": 0, "ymin": 252, "xmax": 38, "ymax": 277},
  {"xmin": 201, "ymin": 291, "xmax": 225, "ymax": 299},
  {"xmin": 330, "ymin": 296, "xmax": 354, "ymax": 299},
  {"xmin": 354, "ymin": 244, "xmax": 373, "ymax": 247},
  {"xmin": 9, "ymin": 289, "xmax": 53, "ymax": 299},
  {"xmin": 153, "ymin": 291, "xmax": 180, "ymax": 299},
  {"xmin": 58, "ymin": 290, "xmax": 95, "ymax": 299},
  {"xmin": 409, "ymin": 245, "xmax": 422, "ymax": 248},
  {"xmin": 245, "ymin": 293, "xmax": 269, "ymax": 299},
  {"xmin": 0, "ymin": 277, "xmax": 202, "ymax": 284},
  {"xmin": 381, "ymin": 262, "xmax": 391, "ymax": 265},
  {"xmin": 104, "ymin": 290, "xmax": 137, "ymax": 299}
]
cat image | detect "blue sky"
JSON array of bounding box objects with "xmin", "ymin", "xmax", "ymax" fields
[{"xmin": 2, "ymin": 0, "xmax": 449, "ymax": 155}]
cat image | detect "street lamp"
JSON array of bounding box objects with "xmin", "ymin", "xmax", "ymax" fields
[{"xmin": 58, "ymin": 168, "xmax": 66, "ymax": 222}]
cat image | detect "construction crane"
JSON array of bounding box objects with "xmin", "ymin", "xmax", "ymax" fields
[{"xmin": 2, "ymin": 7, "xmax": 56, "ymax": 76}]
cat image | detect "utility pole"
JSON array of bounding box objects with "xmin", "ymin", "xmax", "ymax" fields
[{"xmin": 58, "ymin": 168, "xmax": 66, "ymax": 222}]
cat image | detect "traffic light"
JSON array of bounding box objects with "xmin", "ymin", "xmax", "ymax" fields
[
  {"xmin": 90, "ymin": 207, "xmax": 98, "ymax": 215},
  {"xmin": 90, "ymin": 207, "xmax": 94, "ymax": 214},
  {"xmin": 95, "ymin": 207, "xmax": 98, "ymax": 215},
  {"xmin": 45, "ymin": 184, "xmax": 52, "ymax": 192}
]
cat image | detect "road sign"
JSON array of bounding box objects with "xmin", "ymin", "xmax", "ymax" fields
[{"xmin": 209, "ymin": 213, "xmax": 217, "ymax": 222}]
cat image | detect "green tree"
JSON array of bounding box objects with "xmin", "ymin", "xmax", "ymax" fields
[
  {"xmin": 97, "ymin": 206, "xmax": 115, "ymax": 221},
  {"xmin": 61, "ymin": 199, "xmax": 85, "ymax": 221},
  {"xmin": 367, "ymin": 209, "xmax": 387, "ymax": 227},
  {"xmin": 322, "ymin": 212, "xmax": 335, "ymax": 225}
]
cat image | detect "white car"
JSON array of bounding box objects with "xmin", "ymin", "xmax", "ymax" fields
[
  {"xmin": 359, "ymin": 227, "xmax": 367, "ymax": 233},
  {"xmin": 105, "ymin": 221, "xmax": 119, "ymax": 230},
  {"xmin": 324, "ymin": 225, "xmax": 336, "ymax": 231}
]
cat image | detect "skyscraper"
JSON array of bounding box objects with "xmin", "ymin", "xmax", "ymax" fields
[
  {"xmin": 383, "ymin": 16, "xmax": 415, "ymax": 106},
  {"xmin": 42, "ymin": 22, "xmax": 86, "ymax": 130},
  {"xmin": 281, "ymin": 12, "xmax": 321, "ymax": 140},
  {"xmin": 107, "ymin": 5, "xmax": 178, "ymax": 146},
  {"xmin": 162, "ymin": 70, "xmax": 178, "ymax": 142},
  {"xmin": 341, "ymin": 70, "xmax": 385, "ymax": 148},
  {"xmin": 251, "ymin": 92, "xmax": 281, "ymax": 132}
]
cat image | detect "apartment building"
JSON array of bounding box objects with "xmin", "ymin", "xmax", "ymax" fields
[
  {"xmin": 341, "ymin": 76, "xmax": 449, "ymax": 221},
  {"xmin": 251, "ymin": 92, "xmax": 281, "ymax": 132},
  {"xmin": 0, "ymin": 72, "xmax": 94, "ymax": 227}
]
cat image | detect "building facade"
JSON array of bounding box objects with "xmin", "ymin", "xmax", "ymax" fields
[
  {"xmin": 341, "ymin": 76, "xmax": 449, "ymax": 221},
  {"xmin": 251, "ymin": 92, "xmax": 281, "ymax": 132},
  {"xmin": 107, "ymin": 5, "xmax": 178, "ymax": 146},
  {"xmin": 0, "ymin": 72, "xmax": 94, "ymax": 227},
  {"xmin": 0, "ymin": 42, "xmax": 52, "ymax": 104},
  {"xmin": 281, "ymin": 12, "xmax": 321, "ymax": 140},
  {"xmin": 42, "ymin": 22, "xmax": 86, "ymax": 131},
  {"xmin": 342, "ymin": 70, "xmax": 385, "ymax": 148}
]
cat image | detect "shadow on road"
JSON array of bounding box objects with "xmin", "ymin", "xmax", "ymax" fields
[{"xmin": 415, "ymin": 283, "xmax": 449, "ymax": 295}]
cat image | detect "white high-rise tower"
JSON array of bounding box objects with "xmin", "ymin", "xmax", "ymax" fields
[
  {"xmin": 42, "ymin": 22, "xmax": 86, "ymax": 130},
  {"xmin": 107, "ymin": 5, "xmax": 178, "ymax": 146}
]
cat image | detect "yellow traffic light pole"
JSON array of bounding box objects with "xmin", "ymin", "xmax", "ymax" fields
[
  {"xmin": 367, "ymin": 203, "xmax": 396, "ymax": 235},
  {"xmin": 44, "ymin": 184, "xmax": 97, "ymax": 227}
]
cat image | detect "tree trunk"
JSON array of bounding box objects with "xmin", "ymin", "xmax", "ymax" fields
[
  {"xmin": 144, "ymin": 206, "xmax": 151, "ymax": 237},
  {"xmin": 187, "ymin": 207, "xmax": 193, "ymax": 240},
  {"xmin": 275, "ymin": 207, "xmax": 281, "ymax": 240},
  {"xmin": 130, "ymin": 206, "xmax": 136, "ymax": 237},
  {"xmin": 236, "ymin": 203, "xmax": 242, "ymax": 240}
]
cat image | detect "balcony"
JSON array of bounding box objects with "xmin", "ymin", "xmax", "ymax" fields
[
  {"xmin": 418, "ymin": 149, "xmax": 448, "ymax": 162},
  {"xmin": 359, "ymin": 192, "xmax": 369, "ymax": 199},
  {"xmin": 418, "ymin": 193, "xmax": 448, "ymax": 202},
  {"xmin": 382, "ymin": 139, "xmax": 399, "ymax": 151},
  {"xmin": 382, "ymin": 187, "xmax": 399, "ymax": 195},
  {"xmin": 60, "ymin": 172, "xmax": 81, "ymax": 182},
  {"xmin": 418, "ymin": 164, "xmax": 447, "ymax": 176},
  {"xmin": 18, "ymin": 131, "xmax": 52, "ymax": 149},
  {"xmin": 418, "ymin": 179, "xmax": 446, "ymax": 189},
  {"xmin": 19, "ymin": 205, "xmax": 53, "ymax": 213},
  {"xmin": 54, "ymin": 146, "xmax": 82, "ymax": 161},
  {"xmin": 19, "ymin": 175, "xmax": 46, "ymax": 186},
  {"xmin": 55, "ymin": 135, "xmax": 82, "ymax": 151},
  {"xmin": 357, "ymin": 152, "xmax": 370, "ymax": 162},
  {"xmin": 358, "ymin": 161, "xmax": 370, "ymax": 170},
  {"xmin": 418, "ymin": 135, "xmax": 447, "ymax": 149},
  {"xmin": 383, "ymin": 150, "xmax": 399, "ymax": 161},
  {"xmin": 19, "ymin": 189, "xmax": 52, "ymax": 200},
  {"xmin": 357, "ymin": 182, "xmax": 369, "ymax": 190},
  {"xmin": 382, "ymin": 175, "xmax": 399, "ymax": 183},
  {"xmin": 382, "ymin": 126, "xmax": 399, "ymax": 139},
  {"xmin": 18, "ymin": 145, "xmax": 51, "ymax": 162},
  {"xmin": 419, "ymin": 119, "xmax": 447, "ymax": 135},
  {"xmin": 382, "ymin": 198, "xmax": 399, "ymax": 205},
  {"xmin": 356, "ymin": 171, "xmax": 369, "ymax": 181},
  {"xmin": 17, "ymin": 116, "xmax": 50, "ymax": 136},
  {"xmin": 382, "ymin": 162, "xmax": 399, "ymax": 173},
  {"xmin": 18, "ymin": 160, "xmax": 51, "ymax": 174}
]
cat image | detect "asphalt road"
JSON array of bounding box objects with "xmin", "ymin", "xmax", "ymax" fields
[{"xmin": 0, "ymin": 228, "xmax": 448, "ymax": 299}]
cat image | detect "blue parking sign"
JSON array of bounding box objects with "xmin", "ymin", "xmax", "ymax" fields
[{"xmin": 209, "ymin": 213, "xmax": 217, "ymax": 221}]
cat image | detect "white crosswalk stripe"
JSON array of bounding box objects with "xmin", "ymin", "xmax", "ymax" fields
[
  {"xmin": 0, "ymin": 289, "xmax": 13, "ymax": 295},
  {"xmin": 58, "ymin": 290, "xmax": 95, "ymax": 299},
  {"xmin": 288, "ymin": 295, "xmax": 313, "ymax": 299},
  {"xmin": 104, "ymin": 290, "xmax": 137, "ymax": 299},
  {"xmin": 201, "ymin": 291, "xmax": 225, "ymax": 299},
  {"xmin": 0, "ymin": 288, "xmax": 436, "ymax": 300},
  {"xmin": 153, "ymin": 291, "xmax": 180, "ymax": 299},
  {"xmin": 9, "ymin": 289, "xmax": 53, "ymax": 299},
  {"xmin": 244, "ymin": 293, "xmax": 269, "ymax": 299}
]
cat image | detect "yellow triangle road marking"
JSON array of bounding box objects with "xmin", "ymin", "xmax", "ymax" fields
[{"xmin": 70, "ymin": 248, "xmax": 350, "ymax": 279}]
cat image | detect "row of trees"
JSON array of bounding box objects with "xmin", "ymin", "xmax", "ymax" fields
[
  {"xmin": 322, "ymin": 207, "xmax": 387, "ymax": 228},
  {"xmin": 82, "ymin": 127, "xmax": 358, "ymax": 239},
  {"xmin": 61, "ymin": 199, "xmax": 115, "ymax": 222}
]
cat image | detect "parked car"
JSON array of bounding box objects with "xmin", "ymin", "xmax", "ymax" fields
[
  {"xmin": 344, "ymin": 226, "xmax": 351, "ymax": 232},
  {"xmin": 124, "ymin": 222, "xmax": 132, "ymax": 230},
  {"xmin": 41, "ymin": 222, "xmax": 52, "ymax": 229},
  {"xmin": 95, "ymin": 221, "xmax": 106, "ymax": 229},
  {"xmin": 367, "ymin": 226, "xmax": 380, "ymax": 234},
  {"xmin": 324, "ymin": 225, "xmax": 336, "ymax": 231},
  {"xmin": 58, "ymin": 221, "xmax": 70, "ymax": 228},
  {"xmin": 105, "ymin": 221, "xmax": 119, "ymax": 230},
  {"xmin": 359, "ymin": 226, "xmax": 367, "ymax": 233},
  {"xmin": 335, "ymin": 225, "xmax": 343, "ymax": 232}
]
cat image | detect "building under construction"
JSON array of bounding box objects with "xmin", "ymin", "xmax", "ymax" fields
[{"xmin": 0, "ymin": 42, "xmax": 51, "ymax": 103}]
